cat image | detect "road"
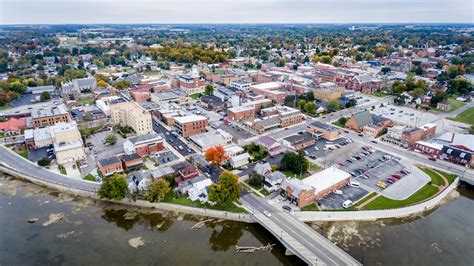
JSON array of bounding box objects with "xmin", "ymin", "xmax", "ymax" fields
[
  {"xmin": 152, "ymin": 119, "xmax": 195, "ymax": 157},
  {"xmin": 0, "ymin": 145, "xmax": 100, "ymax": 192},
  {"xmin": 241, "ymin": 193, "xmax": 361, "ymax": 265}
]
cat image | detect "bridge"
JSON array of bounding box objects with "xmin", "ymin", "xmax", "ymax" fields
[{"xmin": 241, "ymin": 193, "xmax": 361, "ymax": 266}]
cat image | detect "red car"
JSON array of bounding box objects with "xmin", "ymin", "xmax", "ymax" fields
[
  {"xmin": 392, "ymin": 174, "xmax": 401, "ymax": 179},
  {"xmin": 388, "ymin": 177, "xmax": 396, "ymax": 182},
  {"xmin": 339, "ymin": 162, "xmax": 345, "ymax": 166},
  {"xmin": 428, "ymin": 157, "xmax": 437, "ymax": 161}
]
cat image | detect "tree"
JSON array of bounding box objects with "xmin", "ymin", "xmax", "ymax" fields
[
  {"xmin": 248, "ymin": 174, "xmax": 264, "ymax": 188},
  {"xmin": 40, "ymin": 91, "xmax": 51, "ymax": 102},
  {"xmin": 336, "ymin": 117, "xmax": 348, "ymax": 127},
  {"xmin": 97, "ymin": 80, "xmax": 107, "ymax": 87},
  {"xmin": 208, "ymin": 171, "xmax": 241, "ymax": 205},
  {"xmin": 304, "ymin": 102, "xmax": 316, "ymax": 114},
  {"xmin": 205, "ymin": 145, "xmax": 228, "ymax": 166},
  {"xmin": 391, "ymin": 80, "xmax": 407, "ymax": 95},
  {"xmin": 280, "ymin": 151, "xmax": 309, "ymax": 176},
  {"xmin": 104, "ymin": 134, "xmax": 117, "ymax": 145},
  {"xmin": 145, "ymin": 179, "xmax": 170, "ymax": 202},
  {"xmin": 297, "ymin": 99, "xmax": 306, "ymax": 110},
  {"xmin": 98, "ymin": 174, "xmax": 128, "ymax": 200},
  {"xmin": 381, "ymin": 67, "xmax": 391, "ymax": 75},
  {"xmin": 204, "ymin": 84, "xmax": 214, "ymax": 96},
  {"xmin": 9, "ymin": 80, "xmax": 27, "ymax": 94},
  {"xmin": 412, "ymin": 87, "xmax": 425, "ymax": 99},
  {"xmin": 112, "ymin": 80, "xmax": 132, "ymax": 90},
  {"xmin": 364, "ymin": 52, "xmax": 374, "ymax": 61},
  {"xmin": 326, "ymin": 100, "xmax": 340, "ymax": 113},
  {"xmin": 447, "ymin": 65, "xmax": 459, "ymax": 79},
  {"xmin": 37, "ymin": 157, "xmax": 51, "ymax": 167},
  {"xmin": 306, "ymin": 91, "xmax": 315, "ymax": 101},
  {"xmin": 345, "ymin": 98, "xmax": 357, "ymax": 108},
  {"xmin": 431, "ymin": 90, "xmax": 448, "ymax": 107}
]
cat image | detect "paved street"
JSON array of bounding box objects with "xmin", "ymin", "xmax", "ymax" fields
[
  {"xmin": 0, "ymin": 145, "xmax": 100, "ymax": 192},
  {"xmin": 152, "ymin": 119, "xmax": 195, "ymax": 156},
  {"xmin": 241, "ymin": 193, "xmax": 361, "ymax": 265}
]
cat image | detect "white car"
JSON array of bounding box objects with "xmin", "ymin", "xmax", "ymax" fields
[
  {"xmin": 333, "ymin": 189, "xmax": 343, "ymax": 195},
  {"xmin": 263, "ymin": 210, "xmax": 271, "ymax": 217}
]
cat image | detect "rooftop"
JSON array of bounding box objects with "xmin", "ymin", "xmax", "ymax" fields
[
  {"xmin": 302, "ymin": 166, "xmax": 350, "ymax": 191},
  {"xmin": 174, "ymin": 115, "xmax": 208, "ymax": 124}
]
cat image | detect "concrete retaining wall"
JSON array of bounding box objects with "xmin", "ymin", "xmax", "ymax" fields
[
  {"xmin": 294, "ymin": 178, "xmax": 460, "ymax": 222},
  {"xmin": 0, "ymin": 165, "xmax": 254, "ymax": 223}
]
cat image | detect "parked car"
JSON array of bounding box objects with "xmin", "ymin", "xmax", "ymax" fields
[
  {"xmin": 178, "ymin": 145, "xmax": 184, "ymax": 150},
  {"xmin": 392, "ymin": 174, "xmax": 401, "ymax": 179},
  {"xmin": 342, "ymin": 200, "xmax": 353, "ymax": 209},
  {"xmin": 428, "ymin": 157, "xmax": 437, "ymax": 161},
  {"xmin": 263, "ymin": 210, "xmax": 272, "ymax": 217},
  {"xmin": 349, "ymin": 181, "xmax": 360, "ymax": 188},
  {"xmin": 282, "ymin": 205, "xmax": 292, "ymax": 212},
  {"xmin": 333, "ymin": 189, "xmax": 343, "ymax": 195}
]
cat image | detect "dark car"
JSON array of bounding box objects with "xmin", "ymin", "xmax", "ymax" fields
[{"xmin": 282, "ymin": 205, "xmax": 292, "ymax": 212}]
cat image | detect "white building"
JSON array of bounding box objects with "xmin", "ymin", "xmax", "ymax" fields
[
  {"xmin": 189, "ymin": 129, "xmax": 233, "ymax": 152},
  {"xmin": 229, "ymin": 152, "xmax": 251, "ymax": 168},
  {"xmin": 187, "ymin": 176, "xmax": 213, "ymax": 203}
]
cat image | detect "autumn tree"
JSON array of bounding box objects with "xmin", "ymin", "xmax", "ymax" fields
[
  {"xmin": 97, "ymin": 80, "xmax": 107, "ymax": 87},
  {"xmin": 205, "ymin": 145, "xmax": 228, "ymax": 166}
]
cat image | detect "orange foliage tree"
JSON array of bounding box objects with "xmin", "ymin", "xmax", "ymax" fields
[{"xmin": 204, "ymin": 145, "xmax": 228, "ymax": 166}]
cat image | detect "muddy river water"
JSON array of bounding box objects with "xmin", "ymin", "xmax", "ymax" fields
[{"xmin": 0, "ymin": 175, "xmax": 473, "ymax": 265}]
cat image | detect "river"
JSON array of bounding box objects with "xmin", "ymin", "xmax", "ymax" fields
[{"xmin": 0, "ymin": 175, "xmax": 473, "ymax": 265}]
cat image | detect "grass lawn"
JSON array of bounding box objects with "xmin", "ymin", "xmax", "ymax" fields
[
  {"xmin": 163, "ymin": 191, "xmax": 247, "ymax": 213},
  {"xmin": 308, "ymin": 163, "xmax": 320, "ymax": 173},
  {"xmin": 58, "ymin": 164, "xmax": 67, "ymax": 175},
  {"xmin": 77, "ymin": 98, "xmax": 95, "ymax": 105},
  {"xmin": 301, "ymin": 203, "xmax": 319, "ymax": 211},
  {"xmin": 419, "ymin": 167, "xmax": 446, "ymax": 186},
  {"xmin": 189, "ymin": 93, "xmax": 202, "ymax": 100},
  {"xmin": 372, "ymin": 91, "xmax": 390, "ymax": 98},
  {"xmin": 83, "ymin": 174, "xmax": 96, "ymax": 182},
  {"xmin": 0, "ymin": 105, "xmax": 11, "ymax": 111},
  {"xmin": 332, "ymin": 120, "xmax": 345, "ymax": 128},
  {"xmin": 362, "ymin": 184, "xmax": 439, "ymax": 210},
  {"xmin": 14, "ymin": 145, "xmax": 28, "ymax": 159},
  {"xmin": 448, "ymin": 107, "xmax": 474, "ymax": 126},
  {"xmin": 0, "ymin": 132, "xmax": 4, "ymax": 138},
  {"xmin": 353, "ymin": 192, "xmax": 378, "ymax": 208},
  {"xmin": 434, "ymin": 170, "xmax": 457, "ymax": 185}
]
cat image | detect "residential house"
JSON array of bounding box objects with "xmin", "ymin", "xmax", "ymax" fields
[
  {"xmin": 0, "ymin": 118, "xmax": 27, "ymax": 136},
  {"xmin": 187, "ymin": 176, "xmax": 213, "ymax": 202},
  {"xmin": 263, "ymin": 171, "xmax": 286, "ymax": 192},
  {"xmin": 128, "ymin": 171, "xmax": 152, "ymax": 192},
  {"xmin": 254, "ymin": 162, "xmax": 272, "ymax": 176},
  {"xmin": 151, "ymin": 166, "xmax": 175, "ymax": 179},
  {"xmin": 175, "ymin": 165, "xmax": 200, "ymax": 185},
  {"xmin": 229, "ymin": 152, "xmax": 251, "ymax": 168},
  {"xmin": 258, "ymin": 136, "xmax": 282, "ymax": 156}
]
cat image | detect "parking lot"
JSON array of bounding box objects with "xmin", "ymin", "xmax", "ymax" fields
[
  {"xmin": 302, "ymin": 136, "xmax": 355, "ymax": 161},
  {"xmin": 152, "ymin": 120, "xmax": 195, "ymax": 156},
  {"xmin": 86, "ymin": 130, "xmax": 125, "ymax": 160},
  {"xmin": 153, "ymin": 150, "xmax": 178, "ymax": 165},
  {"xmin": 317, "ymin": 185, "xmax": 369, "ymax": 210},
  {"xmin": 337, "ymin": 146, "xmax": 429, "ymax": 200},
  {"xmin": 371, "ymin": 103, "xmax": 438, "ymax": 128}
]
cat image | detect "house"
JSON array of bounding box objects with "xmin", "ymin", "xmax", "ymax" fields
[
  {"xmin": 263, "ymin": 171, "xmax": 286, "ymax": 192},
  {"xmin": 279, "ymin": 179, "xmax": 317, "ymax": 208},
  {"xmin": 302, "ymin": 166, "xmax": 350, "ymax": 200},
  {"xmin": 229, "ymin": 152, "xmax": 251, "ymax": 168},
  {"xmin": 0, "ymin": 118, "xmax": 27, "ymax": 136},
  {"xmin": 306, "ymin": 121, "xmax": 340, "ymax": 141},
  {"xmin": 120, "ymin": 152, "xmax": 144, "ymax": 169},
  {"xmin": 254, "ymin": 162, "xmax": 272, "ymax": 176},
  {"xmin": 98, "ymin": 156, "xmax": 123, "ymax": 176},
  {"xmin": 258, "ymin": 136, "xmax": 282, "ymax": 156},
  {"xmin": 187, "ymin": 176, "xmax": 213, "ymax": 202},
  {"xmin": 128, "ymin": 171, "xmax": 152, "ymax": 192},
  {"xmin": 200, "ymin": 95, "xmax": 225, "ymax": 111},
  {"xmin": 123, "ymin": 133, "xmax": 164, "ymax": 156},
  {"xmin": 436, "ymin": 102, "xmax": 452, "ymax": 111},
  {"xmin": 282, "ymin": 132, "xmax": 316, "ymax": 151},
  {"xmin": 175, "ymin": 165, "xmax": 200, "ymax": 185}
]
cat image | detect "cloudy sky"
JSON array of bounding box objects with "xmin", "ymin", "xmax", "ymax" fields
[{"xmin": 1, "ymin": 0, "xmax": 472, "ymax": 24}]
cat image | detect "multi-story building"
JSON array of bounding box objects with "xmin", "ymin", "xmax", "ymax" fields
[
  {"xmin": 31, "ymin": 104, "xmax": 71, "ymax": 128},
  {"xmin": 109, "ymin": 102, "xmax": 153, "ymax": 135},
  {"xmin": 249, "ymin": 82, "xmax": 287, "ymax": 104},
  {"xmin": 402, "ymin": 123, "xmax": 437, "ymax": 147},
  {"xmin": 346, "ymin": 74, "xmax": 382, "ymax": 94},
  {"xmin": 227, "ymin": 105, "xmax": 256, "ymax": 122},
  {"xmin": 173, "ymin": 115, "xmax": 208, "ymax": 137},
  {"xmin": 129, "ymin": 88, "xmax": 151, "ymax": 102},
  {"xmin": 49, "ymin": 122, "xmax": 86, "ymax": 165},
  {"xmin": 307, "ymin": 121, "xmax": 340, "ymax": 141},
  {"xmin": 174, "ymin": 74, "xmax": 206, "ymax": 94},
  {"xmin": 230, "ymin": 80, "xmax": 252, "ymax": 92},
  {"xmin": 123, "ymin": 133, "xmax": 164, "ymax": 156}
]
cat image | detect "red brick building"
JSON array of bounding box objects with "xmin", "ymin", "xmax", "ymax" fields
[
  {"xmin": 227, "ymin": 105, "xmax": 256, "ymax": 122},
  {"xmin": 120, "ymin": 153, "xmax": 144, "ymax": 169},
  {"xmin": 173, "ymin": 115, "xmax": 208, "ymax": 137},
  {"xmin": 123, "ymin": 133, "xmax": 164, "ymax": 156},
  {"xmin": 98, "ymin": 156, "xmax": 124, "ymax": 177}
]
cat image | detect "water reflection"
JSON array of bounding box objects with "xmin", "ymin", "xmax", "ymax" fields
[
  {"xmin": 208, "ymin": 221, "xmax": 243, "ymax": 251},
  {"xmin": 101, "ymin": 207, "xmax": 174, "ymax": 232}
]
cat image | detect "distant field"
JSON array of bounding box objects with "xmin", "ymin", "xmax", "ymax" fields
[{"xmin": 449, "ymin": 107, "xmax": 474, "ymax": 125}]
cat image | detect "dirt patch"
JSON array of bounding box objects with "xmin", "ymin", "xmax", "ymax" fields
[{"xmin": 43, "ymin": 213, "xmax": 65, "ymax": 226}]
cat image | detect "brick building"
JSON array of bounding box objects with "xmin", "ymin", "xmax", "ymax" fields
[
  {"xmin": 98, "ymin": 156, "xmax": 124, "ymax": 177},
  {"xmin": 123, "ymin": 133, "xmax": 164, "ymax": 156},
  {"xmin": 227, "ymin": 105, "xmax": 256, "ymax": 122},
  {"xmin": 31, "ymin": 104, "xmax": 71, "ymax": 128},
  {"xmin": 173, "ymin": 115, "xmax": 208, "ymax": 137}
]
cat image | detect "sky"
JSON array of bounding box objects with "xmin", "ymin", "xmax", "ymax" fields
[{"xmin": 0, "ymin": 0, "xmax": 473, "ymax": 24}]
